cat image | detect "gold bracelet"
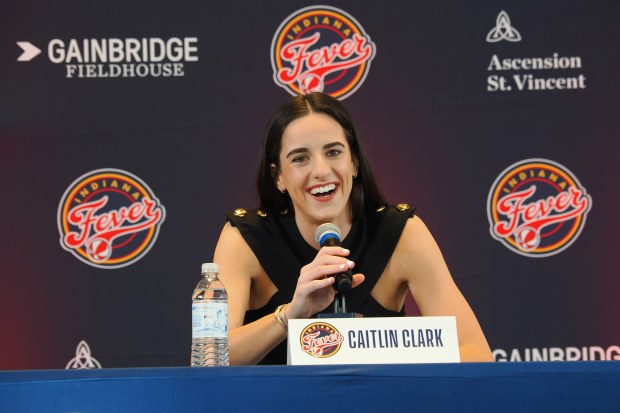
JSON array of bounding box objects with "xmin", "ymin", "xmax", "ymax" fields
[{"xmin": 274, "ymin": 304, "xmax": 288, "ymax": 331}]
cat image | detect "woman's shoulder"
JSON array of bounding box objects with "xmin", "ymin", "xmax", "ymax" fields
[
  {"xmin": 366, "ymin": 203, "xmax": 416, "ymax": 236},
  {"xmin": 392, "ymin": 212, "xmax": 448, "ymax": 281},
  {"xmin": 224, "ymin": 207, "xmax": 286, "ymax": 236},
  {"xmin": 374, "ymin": 202, "xmax": 415, "ymax": 214},
  {"xmin": 396, "ymin": 211, "xmax": 436, "ymax": 250},
  {"xmin": 222, "ymin": 206, "xmax": 290, "ymax": 261},
  {"xmin": 215, "ymin": 211, "xmax": 266, "ymax": 279},
  {"xmin": 225, "ymin": 207, "xmax": 272, "ymax": 227}
]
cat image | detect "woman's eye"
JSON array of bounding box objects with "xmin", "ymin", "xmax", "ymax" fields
[
  {"xmin": 326, "ymin": 149, "xmax": 342, "ymax": 157},
  {"xmin": 292, "ymin": 155, "xmax": 309, "ymax": 163}
]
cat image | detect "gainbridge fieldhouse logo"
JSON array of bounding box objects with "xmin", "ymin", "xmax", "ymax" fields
[
  {"xmin": 271, "ymin": 5, "xmax": 376, "ymax": 99},
  {"xmin": 57, "ymin": 169, "xmax": 166, "ymax": 269},
  {"xmin": 300, "ymin": 322, "xmax": 344, "ymax": 358},
  {"xmin": 487, "ymin": 159, "xmax": 592, "ymax": 257}
]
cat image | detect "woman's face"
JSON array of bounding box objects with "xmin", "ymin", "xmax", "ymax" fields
[{"xmin": 275, "ymin": 113, "xmax": 358, "ymax": 231}]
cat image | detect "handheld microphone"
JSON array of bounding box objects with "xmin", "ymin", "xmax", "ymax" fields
[{"xmin": 314, "ymin": 223, "xmax": 353, "ymax": 292}]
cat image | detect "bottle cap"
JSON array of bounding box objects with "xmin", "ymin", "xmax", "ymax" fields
[{"xmin": 201, "ymin": 262, "xmax": 219, "ymax": 273}]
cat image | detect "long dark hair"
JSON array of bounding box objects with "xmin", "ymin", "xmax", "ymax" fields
[{"xmin": 257, "ymin": 92, "xmax": 386, "ymax": 221}]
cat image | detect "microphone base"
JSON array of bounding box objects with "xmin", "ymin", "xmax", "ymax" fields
[{"xmin": 316, "ymin": 293, "xmax": 363, "ymax": 318}]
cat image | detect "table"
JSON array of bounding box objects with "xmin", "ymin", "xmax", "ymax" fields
[{"xmin": 1, "ymin": 362, "xmax": 619, "ymax": 412}]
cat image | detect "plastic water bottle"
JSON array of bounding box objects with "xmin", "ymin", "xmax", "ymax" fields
[{"xmin": 191, "ymin": 263, "xmax": 229, "ymax": 366}]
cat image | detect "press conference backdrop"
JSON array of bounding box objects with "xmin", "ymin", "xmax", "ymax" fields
[{"xmin": 1, "ymin": 1, "xmax": 618, "ymax": 369}]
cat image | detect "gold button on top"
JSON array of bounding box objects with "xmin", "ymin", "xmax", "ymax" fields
[
  {"xmin": 396, "ymin": 203, "xmax": 410, "ymax": 212},
  {"xmin": 233, "ymin": 208, "xmax": 247, "ymax": 218},
  {"xmin": 375, "ymin": 205, "xmax": 386, "ymax": 212},
  {"xmin": 256, "ymin": 210, "xmax": 267, "ymax": 217}
]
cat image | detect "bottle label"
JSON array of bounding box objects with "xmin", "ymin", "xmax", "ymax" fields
[{"xmin": 192, "ymin": 302, "xmax": 228, "ymax": 339}]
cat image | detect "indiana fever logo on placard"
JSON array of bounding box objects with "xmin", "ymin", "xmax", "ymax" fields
[
  {"xmin": 487, "ymin": 159, "xmax": 592, "ymax": 257},
  {"xmin": 300, "ymin": 322, "xmax": 344, "ymax": 358},
  {"xmin": 57, "ymin": 169, "xmax": 166, "ymax": 269},
  {"xmin": 271, "ymin": 5, "xmax": 376, "ymax": 99}
]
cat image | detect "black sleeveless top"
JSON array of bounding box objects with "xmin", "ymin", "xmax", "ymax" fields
[{"xmin": 225, "ymin": 204, "xmax": 415, "ymax": 364}]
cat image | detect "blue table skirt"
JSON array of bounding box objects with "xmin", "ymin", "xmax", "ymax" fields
[{"xmin": 1, "ymin": 362, "xmax": 619, "ymax": 412}]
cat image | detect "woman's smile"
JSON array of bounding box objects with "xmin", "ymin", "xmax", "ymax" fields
[{"xmin": 307, "ymin": 182, "xmax": 339, "ymax": 202}]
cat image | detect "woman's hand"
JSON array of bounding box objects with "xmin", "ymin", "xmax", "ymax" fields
[{"xmin": 285, "ymin": 246, "xmax": 364, "ymax": 319}]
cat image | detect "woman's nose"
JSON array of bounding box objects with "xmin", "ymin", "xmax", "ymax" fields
[{"xmin": 312, "ymin": 156, "xmax": 331, "ymax": 179}]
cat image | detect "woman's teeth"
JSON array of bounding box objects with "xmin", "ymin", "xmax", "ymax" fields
[{"xmin": 310, "ymin": 183, "xmax": 336, "ymax": 196}]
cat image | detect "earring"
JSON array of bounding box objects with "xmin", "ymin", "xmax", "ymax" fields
[
  {"xmin": 353, "ymin": 172, "xmax": 358, "ymax": 179},
  {"xmin": 280, "ymin": 188, "xmax": 287, "ymax": 194}
]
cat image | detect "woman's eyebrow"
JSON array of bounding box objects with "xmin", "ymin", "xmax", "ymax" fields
[
  {"xmin": 285, "ymin": 142, "xmax": 344, "ymax": 159},
  {"xmin": 285, "ymin": 147, "xmax": 308, "ymax": 159},
  {"xmin": 323, "ymin": 142, "xmax": 345, "ymax": 150}
]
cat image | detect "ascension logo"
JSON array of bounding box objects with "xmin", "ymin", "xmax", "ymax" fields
[
  {"xmin": 66, "ymin": 340, "xmax": 102, "ymax": 369},
  {"xmin": 58, "ymin": 169, "xmax": 166, "ymax": 269},
  {"xmin": 300, "ymin": 322, "xmax": 344, "ymax": 358},
  {"xmin": 271, "ymin": 5, "xmax": 376, "ymax": 99},
  {"xmin": 485, "ymin": 11, "xmax": 587, "ymax": 92},
  {"xmin": 486, "ymin": 10, "xmax": 522, "ymax": 43},
  {"xmin": 487, "ymin": 159, "xmax": 592, "ymax": 257}
]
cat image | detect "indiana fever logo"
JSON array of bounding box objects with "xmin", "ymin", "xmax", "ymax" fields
[
  {"xmin": 57, "ymin": 169, "xmax": 166, "ymax": 269},
  {"xmin": 300, "ymin": 322, "xmax": 344, "ymax": 358},
  {"xmin": 487, "ymin": 159, "xmax": 592, "ymax": 257},
  {"xmin": 271, "ymin": 5, "xmax": 376, "ymax": 99}
]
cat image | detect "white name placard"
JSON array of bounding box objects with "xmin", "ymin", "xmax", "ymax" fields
[{"xmin": 287, "ymin": 316, "xmax": 460, "ymax": 365}]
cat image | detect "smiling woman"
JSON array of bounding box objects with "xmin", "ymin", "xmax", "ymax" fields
[
  {"xmin": 213, "ymin": 92, "xmax": 493, "ymax": 365},
  {"xmin": 273, "ymin": 113, "xmax": 358, "ymax": 242}
]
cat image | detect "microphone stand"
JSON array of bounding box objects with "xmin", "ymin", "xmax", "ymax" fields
[
  {"xmin": 334, "ymin": 293, "xmax": 347, "ymax": 314},
  {"xmin": 318, "ymin": 291, "xmax": 360, "ymax": 319}
]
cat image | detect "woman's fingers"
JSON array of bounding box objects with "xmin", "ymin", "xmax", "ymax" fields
[
  {"xmin": 299, "ymin": 255, "xmax": 355, "ymax": 281},
  {"xmin": 296, "ymin": 273, "xmax": 334, "ymax": 295},
  {"xmin": 351, "ymin": 273, "xmax": 365, "ymax": 288},
  {"xmin": 316, "ymin": 246, "xmax": 350, "ymax": 256},
  {"xmin": 288, "ymin": 247, "xmax": 364, "ymax": 319},
  {"xmin": 288, "ymin": 276, "xmax": 335, "ymax": 318}
]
